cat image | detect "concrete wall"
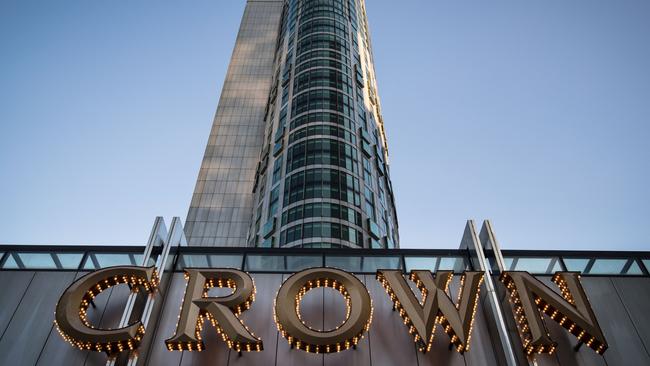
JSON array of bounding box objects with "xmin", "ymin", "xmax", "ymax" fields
[{"xmin": 0, "ymin": 270, "xmax": 648, "ymax": 366}]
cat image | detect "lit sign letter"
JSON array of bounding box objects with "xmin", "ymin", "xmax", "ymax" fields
[
  {"xmin": 54, "ymin": 265, "xmax": 157, "ymax": 354},
  {"xmin": 274, "ymin": 267, "xmax": 372, "ymax": 353},
  {"xmin": 499, "ymin": 271, "xmax": 608, "ymax": 355},
  {"xmin": 376, "ymin": 270, "xmax": 483, "ymax": 353},
  {"xmin": 165, "ymin": 269, "xmax": 262, "ymax": 352}
]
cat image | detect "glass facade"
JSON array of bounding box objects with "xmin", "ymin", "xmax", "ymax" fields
[{"xmin": 248, "ymin": 0, "xmax": 399, "ymax": 249}]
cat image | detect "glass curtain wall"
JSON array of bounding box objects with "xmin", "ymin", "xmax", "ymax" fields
[{"xmin": 248, "ymin": 0, "xmax": 399, "ymax": 249}]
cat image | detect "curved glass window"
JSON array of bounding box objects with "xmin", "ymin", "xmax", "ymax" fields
[
  {"xmin": 292, "ymin": 89, "xmax": 353, "ymax": 116},
  {"xmin": 290, "ymin": 112, "xmax": 355, "ymax": 131},
  {"xmin": 282, "ymin": 202, "xmax": 362, "ymax": 226},
  {"xmin": 280, "ymin": 222, "xmax": 363, "ymax": 247},
  {"xmin": 299, "ymin": 18, "xmax": 347, "ymax": 38},
  {"xmin": 294, "ymin": 68, "xmax": 352, "ymax": 94},
  {"xmin": 300, "ymin": 0, "xmax": 346, "ymax": 7},
  {"xmin": 296, "ymin": 58, "xmax": 350, "ymax": 75},
  {"xmin": 302, "ymin": 242, "xmax": 343, "ymax": 249},
  {"xmin": 289, "ymin": 124, "xmax": 356, "ymax": 145},
  {"xmin": 299, "ymin": 7, "xmax": 346, "ymax": 23},
  {"xmin": 286, "ymin": 138, "xmax": 358, "ymax": 173},
  {"xmin": 297, "ymin": 33, "xmax": 349, "ymax": 55},
  {"xmin": 296, "ymin": 50, "xmax": 349, "ymax": 66},
  {"xmin": 283, "ymin": 168, "xmax": 360, "ymax": 206}
]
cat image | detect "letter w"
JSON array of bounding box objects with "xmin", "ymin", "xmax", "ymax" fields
[{"xmin": 376, "ymin": 270, "xmax": 483, "ymax": 353}]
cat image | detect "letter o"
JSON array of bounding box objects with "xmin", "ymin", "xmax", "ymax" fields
[{"xmin": 274, "ymin": 267, "xmax": 372, "ymax": 353}]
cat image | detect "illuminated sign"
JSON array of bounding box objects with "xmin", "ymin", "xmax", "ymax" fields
[
  {"xmin": 165, "ymin": 269, "xmax": 263, "ymax": 353},
  {"xmin": 376, "ymin": 270, "xmax": 483, "ymax": 353},
  {"xmin": 54, "ymin": 266, "xmax": 158, "ymax": 353},
  {"xmin": 499, "ymin": 271, "xmax": 608, "ymax": 355},
  {"xmin": 274, "ymin": 267, "xmax": 372, "ymax": 353},
  {"xmin": 53, "ymin": 266, "xmax": 608, "ymax": 360}
]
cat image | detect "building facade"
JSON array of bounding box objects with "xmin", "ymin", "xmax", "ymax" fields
[
  {"xmin": 0, "ymin": 220, "xmax": 649, "ymax": 366},
  {"xmin": 186, "ymin": 0, "xmax": 399, "ymax": 249},
  {"xmin": 2, "ymin": 2, "xmax": 648, "ymax": 366}
]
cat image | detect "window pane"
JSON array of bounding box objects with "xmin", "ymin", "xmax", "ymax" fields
[
  {"xmin": 1, "ymin": 252, "xmax": 82, "ymax": 269},
  {"xmin": 54, "ymin": 253, "xmax": 84, "ymax": 269},
  {"xmin": 589, "ymin": 259, "xmax": 628, "ymax": 275},
  {"xmin": 2, "ymin": 254, "xmax": 20, "ymax": 269},
  {"xmin": 326, "ymin": 256, "xmax": 361, "ymax": 272},
  {"xmin": 245, "ymin": 255, "xmax": 285, "ymax": 271},
  {"xmin": 83, "ymin": 253, "xmax": 144, "ymax": 269},
  {"xmin": 405, "ymin": 257, "xmax": 439, "ymax": 272},
  {"xmin": 438, "ymin": 257, "xmax": 469, "ymax": 273},
  {"xmin": 643, "ymin": 259, "xmax": 650, "ymax": 273},
  {"xmin": 362, "ymin": 256, "xmax": 401, "ymax": 272},
  {"xmin": 564, "ymin": 258, "xmax": 590, "ymax": 272},
  {"xmin": 17, "ymin": 253, "xmax": 55, "ymax": 268},
  {"xmin": 503, "ymin": 257, "xmax": 514, "ymax": 271},
  {"xmin": 178, "ymin": 254, "xmax": 242, "ymax": 270},
  {"xmin": 625, "ymin": 261, "xmax": 643, "ymax": 275},
  {"xmin": 563, "ymin": 258, "xmax": 643, "ymax": 275},
  {"xmin": 286, "ymin": 255, "xmax": 322, "ymax": 271},
  {"xmin": 504, "ymin": 257, "xmax": 562, "ymax": 274}
]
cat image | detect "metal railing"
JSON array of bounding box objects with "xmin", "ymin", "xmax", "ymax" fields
[{"xmin": 0, "ymin": 245, "xmax": 648, "ymax": 276}]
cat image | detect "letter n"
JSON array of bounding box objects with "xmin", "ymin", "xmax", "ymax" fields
[{"xmin": 499, "ymin": 271, "xmax": 608, "ymax": 355}]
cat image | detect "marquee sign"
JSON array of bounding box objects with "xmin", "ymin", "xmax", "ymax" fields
[
  {"xmin": 499, "ymin": 271, "xmax": 608, "ymax": 355},
  {"xmin": 53, "ymin": 265, "xmax": 608, "ymax": 360},
  {"xmin": 164, "ymin": 269, "xmax": 263, "ymax": 352},
  {"xmin": 54, "ymin": 266, "xmax": 158, "ymax": 353},
  {"xmin": 376, "ymin": 270, "xmax": 483, "ymax": 353},
  {"xmin": 274, "ymin": 267, "xmax": 373, "ymax": 353}
]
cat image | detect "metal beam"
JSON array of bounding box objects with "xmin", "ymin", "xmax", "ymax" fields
[{"xmin": 459, "ymin": 220, "xmax": 519, "ymax": 366}]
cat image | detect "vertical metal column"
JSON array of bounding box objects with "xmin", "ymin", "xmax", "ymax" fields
[
  {"xmin": 459, "ymin": 220, "xmax": 519, "ymax": 366},
  {"xmin": 106, "ymin": 216, "xmax": 186, "ymax": 366},
  {"xmin": 478, "ymin": 220, "xmax": 536, "ymax": 366}
]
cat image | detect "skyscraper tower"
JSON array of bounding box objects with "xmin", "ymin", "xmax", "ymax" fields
[{"xmin": 186, "ymin": 0, "xmax": 399, "ymax": 249}]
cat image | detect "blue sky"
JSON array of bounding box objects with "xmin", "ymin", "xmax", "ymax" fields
[{"xmin": 1, "ymin": 0, "xmax": 648, "ymax": 250}]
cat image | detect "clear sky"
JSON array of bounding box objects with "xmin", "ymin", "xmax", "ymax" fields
[{"xmin": 1, "ymin": 0, "xmax": 648, "ymax": 250}]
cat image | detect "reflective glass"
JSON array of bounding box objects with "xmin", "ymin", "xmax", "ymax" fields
[
  {"xmin": 290, "ymin": 112, "xmax": 354, "ymax": 131},
  {"xmin": 589, "ymin": 259, "xmax": 631, "ymax": 275},
  {"xmin": 2, "ymin": 254, "xmax": 19, "ymax": 269},
  {"xmin": 438, "ymin": 257, "xmax": 469, "ymax": 273},
  {"xmin": 405, "ymin": 257, "xmax": 438, "ymax": 272},
  {"xmin": 643, "ymin": 259, "xmax": 650, "ymax": 273},
  {"xmin": 245, "ymin": 255, "xmax": 285, "ymax": 271},
  {"xmin": 16, "ymin": 253, "xmax": 55, "ymax": 268},
  {"xmin": 178, "ymin": 254, "xmax": 242, "ymax": 270},
  {"xmin": 362, "ymin": 256, "xmax": 401, "ymax": 272},
  {"xmin": 326, "ymin": 256, "xmax": 361, "ymax": 272},
  {"xmin": 563, "ymin": 258, "xmax": 643, "ymax": 275},
  {"xmin": 279, "ymin": 222, "xmax": 362, "ymax": 247},
  {"xmin": 56, "ymin": 253, "xmax": 85, "ymax": 269},
  {"xmin": 2, "ymin": 252, "xmax": 83, "ymax": 269},
  {"xmin": 563, "ymin": 258, "xmax": 590, "ymax": 272},
  {"xmin": 504, "ymin": 257, "xmax": 562, "ymax": 274},
  {"xmin": 286, "ymin": 255, "xmax": 322, "ymax": 271},
  {"xmin": 503, "ymin": 257, "xmax": 514, "ymax": 270},
  {"xmin": 83, "ymin": 253, "xmax": 143, "ymax": 269},
  {"xmin": 626, "ymin": 261, "xmax": 643, "ymax": 275}
]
